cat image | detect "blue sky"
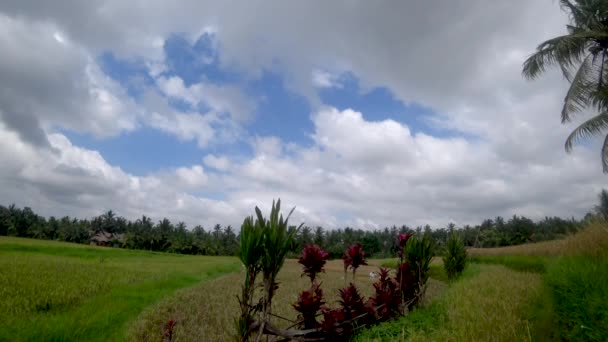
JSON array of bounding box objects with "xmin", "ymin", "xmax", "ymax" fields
[{"xmin": 67, "ymin": 32, "xmax": 441, "ymax": 176}]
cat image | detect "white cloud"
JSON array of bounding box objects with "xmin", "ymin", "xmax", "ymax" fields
[
  {"xmin": 175, "ymin": 165, "xmax": 208, "ymax": 188},
  {"xmin": 0, "ymin": 1, "xmax": 606, "ymax": 230},
  {"xmin": 0, "ymin": 13, "xmax": 139, "ymax": 144},
  {"xmin": 156, "ymin": 75, "xmax": 255, "ymax": 122},
  {"xmin": 312, "ymin": 69, "xmax": 342, "ymax": 88},
  {"xmin": 203, "ymin": 154, "xmax": 231, "ymax": 171}
]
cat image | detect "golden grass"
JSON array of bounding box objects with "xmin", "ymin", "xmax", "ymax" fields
[
  {"xmin": 128, "ymin": 259, "xmax": 447, "ymax": 341},
  {"xmin": 468, "ymin": 221, "xmax": 608, "ymax": 258}
]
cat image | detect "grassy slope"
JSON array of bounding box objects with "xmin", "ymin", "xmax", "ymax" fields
[
  {"xmin": 357, "ymin": 221, "xmax": 608, "ymax": 341},
  {"xmin": 0, "ymin": 237, "xmax": 239, "ymax": 341},
  {"xmin": 354, "ymin": 264, "xmax": 541, "ymax": 342}
]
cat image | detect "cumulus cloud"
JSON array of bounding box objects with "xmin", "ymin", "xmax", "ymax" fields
[
  {"xmin": 0, "ymin": 0, "xmax": 606, "ymax": 230},
  {"xmin": 155, "ymin": 75, "xmax": 255, "ymax": 122},
  {"xmin": 0, "ymin": 14, "xmax": 139, "ymax": 144},
  {"xmin": 203, "ymin": 154, "xmax": 231, "ymax": 171}
]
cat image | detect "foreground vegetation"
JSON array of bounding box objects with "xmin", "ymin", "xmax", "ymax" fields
[
  {"xmin": 354, "ymin": 264, "xmax": 542, "ymax": 342},
  {"xmin": 0, "ymin": 237, "xmax": 238, "ymax": 341},
  {"xmin": 356, "ymin": 220, "xmax": 608, "ymax": 341},
  {"xmin": 2, "ymin": 219, "xmax": 606, "ymax": 341}
]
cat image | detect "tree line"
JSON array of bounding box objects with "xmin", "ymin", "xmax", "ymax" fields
[{"xmin": 0, "ymin": 203, "xmax": 592, "ymax": 258}]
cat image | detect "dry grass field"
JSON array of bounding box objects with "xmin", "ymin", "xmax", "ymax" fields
[{"xmin": 128, "ymin": 259, "xmax": 447, "ymax": 341}]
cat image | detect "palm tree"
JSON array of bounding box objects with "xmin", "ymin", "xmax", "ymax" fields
[{"xmin": 523, "ymin": 0, "xmax": 608, "ymax": 172}]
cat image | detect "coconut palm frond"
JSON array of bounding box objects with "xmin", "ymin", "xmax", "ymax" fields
[
  {"xmin": 523, "ymin": 33, "xmax": 589, "ymax": 80},
  {"xmin": 602, "ymin": 134, "xmax": 608, "ymax": 172},
  {"xmin": 564, "ymin": 111, "xmax": 608, "ymax": 152},
  {"xmin": 562, "ymin": 52, "xmax": 598, "ymax": 122}
]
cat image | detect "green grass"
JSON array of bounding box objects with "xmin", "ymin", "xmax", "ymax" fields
[
  {"xmin": 468, "ymin": 255, "xmax": 547, "ymax": 273},
  {"xmin": 544, "ymin": 255, "xmax": 608, "ymax": 341},
  {"xmin": 354, "ymin": 264, "xmax": 542, "ymax": 341},
  {"xmin": 0, "ymin": 237, "xmax": 239, "ymax": 341},
  {"xmin": 466, "ymin": 223, "xmax": 608, "ymax": 341}
]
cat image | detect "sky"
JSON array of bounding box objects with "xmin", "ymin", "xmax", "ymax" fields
[{"xmin": 0, "ymin": 0, "xmax": 606, "ymax": 230}]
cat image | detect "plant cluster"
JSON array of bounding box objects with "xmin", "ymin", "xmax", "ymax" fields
[
  {"xmin": 443, "ymin": 232, "xmax": 467, "ymax": 280},
  {"xmin": 298, "ymin": 244, "xmax": 330, "ymax": 282},
  {"xmin": 283, "ymin": 234, "xmax": 433, "ymax": 340},
  {"xmin": 235, "ymin": 199, "xmax": 301, "ymax": 341}
]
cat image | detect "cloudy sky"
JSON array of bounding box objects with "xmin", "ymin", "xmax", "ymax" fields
[{"xmin": 0, "ymin": 0, "xmax": 605, "ymax": 229}]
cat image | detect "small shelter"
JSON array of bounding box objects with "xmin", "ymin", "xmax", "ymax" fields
[{"xmin": 90, "ymin": 231, "xmax": 123, "ymax": 247}]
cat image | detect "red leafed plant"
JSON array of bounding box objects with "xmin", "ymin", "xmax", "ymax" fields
[
  {"xmin": 337, "ymin": 283, "xmax": 375, "ymax": 327},
  {"xmin": 298, "ymin": 244, "xmax": 330, "ymax": 282},
  {"xmin": 347, "ymin": 243, "xmax": 368, "ymax": 269},
  {"xmin": 370, "ymin": 268, "xmax": 400, "ymax": 320},
  {"xmin": 163, "ymin": 319, "xmax": 177, "ymax": 341},
  {"xmin": 343, "ymin": 243, "xmax": 367, "ymax": 283},
  {"xmin": 398, "ymin": 233, "xmax": 412, "ymax": 262},
  {"xmin": 397, "ymin": 262, "xmax": 417, "ymax": 309},
  {"xmin": 292, "ymin": 282, "xmax": 325, "ymax": 329},
  {"xmin": 319, "ymin": 308, "xmax": 347, "ymax": 339}
]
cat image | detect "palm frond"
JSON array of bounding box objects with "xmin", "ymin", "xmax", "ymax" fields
[
  {"xmin": 562, "ymin": 52, "xmax": 598, "ymax": 122},
  {"xmin": 564, "ymin": 110, "xmax": 608, "ymax": 151},
  {"xmin": 602, "ymin": 133, "xmax": 608, "ymax": 172},
  {"xmin": 522, "ymin": 34, "xmax": 589, "ymax": 80}
]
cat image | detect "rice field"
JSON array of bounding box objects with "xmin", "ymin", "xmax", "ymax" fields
[
  {"xmin": 0, "ymin": 237, "xmax": 239, "ymax": 341},
  {"xmin": 3, "ymin": 222, "xmax": 606, "ymax": 341},
  {"xmin": 127, "ymin": 259, "xmax": 447, "ymax": 341}
]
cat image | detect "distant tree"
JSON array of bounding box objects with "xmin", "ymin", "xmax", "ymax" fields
[
  {"xmin": 595, "ymin": 188, "xmax": 608, "ymax": 220},
  {"xmin": 523, "ymin": 0, "xmax": 608, "ymax": 172}
]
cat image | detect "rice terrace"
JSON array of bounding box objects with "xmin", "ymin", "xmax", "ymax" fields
[
  {"xmin": 1, "ymin": 200, "xmax": 607, "ymax": 341},
  {"xmin": 3, "ymin": 0, "xmax": 608, "ymax": 341}
]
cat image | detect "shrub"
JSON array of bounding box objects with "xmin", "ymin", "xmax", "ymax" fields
[
  {"xmin": 343, "ymin": 243, "xmax": 368, "ymax": 282},
  {"xmin": 292, "ymin": 282, "xmax": 325, "ymax": 329},
  {"xmin": 369, "ymin": 268, "xmax": 400, "ymax": 320},
  {"xmin": 443, "ymin": 233, "xmax": 467, "ymax": 281},
  {"xmin": 298, "ymin": 244, "xmax": 329, "ymax": 282},
  {"xmin": 398, "ymin": 233, "xmax": 412, "ymax": 262},
  {"xmin": 404, "ymin": 234, "xmax": 434, "ymax": 306}
]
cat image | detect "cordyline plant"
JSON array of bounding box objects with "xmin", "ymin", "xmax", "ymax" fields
[
  {"xmin": 234, "ymin": 199, "xmax": 301, "ymax": 342},
  {"xmin": 292, "ymin": 282, "xmax": 325, "ymax": 329},
  {"xmin": 398, "ymin": 233, "xmax": 412, "ymax": 262},
  {"xmin": 342, "ymin": 243, "xmax": 367, "ymax": 284},
  {"xmin": 402, "ymin": 234, "xmax": 434, "ymax": 308},
  {"xmin": 369, "ymin": 268, "xmax": 400, "ymax": 320},
  {"xmin": 256, "ymin": 200, "xmax": 301, "ymax": 341},
  {"xmin": 298, "ymin": 244, "xmax": 330, "ymax": 283},
  {"xmin": 235, "ymin": 215, "xmax": 264, "ymax": 341}
]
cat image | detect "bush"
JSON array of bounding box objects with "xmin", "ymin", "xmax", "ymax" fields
[
  {"xmin": 404, "ymin": 234, "xmax": 434, "ymax": 306},
  {"xmin": 443, "ymin": 233, "xmax": 467, "ymax": 280}
]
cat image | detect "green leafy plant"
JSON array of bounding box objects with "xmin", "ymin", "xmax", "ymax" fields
[
  {"xmin": 256, "ymin": 199, "xmax": 301, "ymax": 340},
  {"xmin": 404, "ymin": 234, "xmax": 434, "ymax": 308},
  {"xmin": 235, "ymin": 216, "xmax": 264, "ymax": 341},
  {"xmin": 443, "ymin": 232, "xmax": 467, "ymax": 281}
]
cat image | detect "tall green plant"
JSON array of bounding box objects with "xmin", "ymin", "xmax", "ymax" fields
[
  {"xmin": 235, "ymin": 216, "xmax": 264, "ymax": 341},
  {"xmin": 255, "ymin": 200, "xmax": 301, "ymax": 341},
  {"xmin": 404, "ymin": 234, "xmax": 434, "ymax": 307},
  {"xmin": 443, "ymin": 233, "xmax": 467, "ymax": 281}
]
